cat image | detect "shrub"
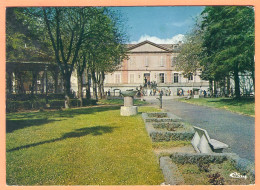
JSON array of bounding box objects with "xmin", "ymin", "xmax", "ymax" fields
[
  {"xmin": 147, "ymin": 112, "xmax": 168, "ymax": 118},
  {"xmin": 82, "ymin": 99, "xmax": 97, "ymax": 106},
  {"xmin": 153, "ymin": 122, "xmax": 183, "ymax": 131},
  {"xmin": 49, "ymin": 99, "xmax": 64, "ymax": 108},
  {"xmin": 197, "ymin": 161, "xmax": 210, "ymax": 172},
  {"xmin": 208, "ymin": 172, "xmax": 225, "ymax": 185},
  {"xmin": 149, "ymin": 131, "xmax": 194, "ymax": 141},
  {"xmin": 170, "ymin": 153, "xmax": 228, "ymax": 165}
]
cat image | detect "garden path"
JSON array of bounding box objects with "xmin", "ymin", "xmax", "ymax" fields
[{"xmin": 146, "ymin": 98, "xmax": 255, "ymax": 162}]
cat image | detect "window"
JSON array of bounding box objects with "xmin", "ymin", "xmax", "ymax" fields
[
  {"xmin": 130, "ymin": 74, "xmax": 134, "ymax": 83},
  {"xmin": 160, "ymin": 56, "xmax": 165, "ymax": 67},
  {"xmin": 159, "ymin": 73, "xmax": 164, "ymax": 83},
  {"xmin": 115, "ymin": 74, "xmax": 121, "ymax": 84},
  {"xmin": 188, "ymin": 73, "xmax": 193, "ymax": 81},
  {"xmin": 174, "ymin": 73, "xmax": 178, "ymax": 83}
]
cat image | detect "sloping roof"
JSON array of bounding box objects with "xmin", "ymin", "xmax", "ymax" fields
[{"xmin": 127, "ymin": 40, "xmax": 173, "ymax": 52}]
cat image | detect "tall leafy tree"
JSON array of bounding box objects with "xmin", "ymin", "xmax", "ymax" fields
[
  {"xmin": 175, "ymin": 20, "xmax": 203, "ymax": 76},
  {"xmin": 42, "ymin": 7, "xmax": 91, "ymax": 107},
  {"xmin": 200, "ymin": 6, "xmax": 255, "ymax": 98},
  {"xmin": 77, "ymin": 8, "xmax": 128, "ymax": 101}
]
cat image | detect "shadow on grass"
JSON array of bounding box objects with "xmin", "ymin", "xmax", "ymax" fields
[
  {"xmin": 7, "ymin": 126, "xmax": 116, "ymax": 152},
  {"xmin": 6, "ymin": 105, "xmax": 120, "ymax": 133},
  {"xmin": 6, "ymin": 118, "xmax": 58, "ymax": 133}
]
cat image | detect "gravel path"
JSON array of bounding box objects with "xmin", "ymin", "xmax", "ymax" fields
[{"xmin": 146, "ymin": 98, "xmax": 255, "ymax": 162}]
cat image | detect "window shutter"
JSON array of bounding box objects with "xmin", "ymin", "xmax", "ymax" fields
[{"xmin": 165, "ymin": 73, "xmax": 167, "ymax": 83}]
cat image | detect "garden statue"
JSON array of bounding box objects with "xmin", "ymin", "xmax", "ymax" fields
[{"xmin": 120, "ymin": 89, "xmax": 138, "ymax": 116}]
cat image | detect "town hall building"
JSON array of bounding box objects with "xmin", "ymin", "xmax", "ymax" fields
[{"xmin": 103, "ymin": 40, "xmax": 209, "ymax": 95}]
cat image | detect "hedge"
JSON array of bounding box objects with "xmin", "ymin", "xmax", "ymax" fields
[
  {"xmin": 170, "ymin": 152, "xmax": 229, "ymax": 164},
  {"xmin": 7, "ymin": 94, "xmax": 75, "ymax": 101},
  {"xmin": 149, "ymin": 130, "xmax": 194, "ymax": 142},
  {"xmin": 6, "ymin": 98, "xmax": 97, "ymax": 112},
  {"xmin": 153, "ymin": 122, "xmax": 184, "ymax": 130},
  {"xmin": 145, "ymin": 124, "xmax": 193, "ymax": 142}
]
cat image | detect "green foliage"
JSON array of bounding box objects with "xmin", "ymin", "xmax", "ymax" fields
[
  {"xmin": 98, "ymin": 99, "xmax": 148, "ymax": 106},
  {"xmin": 208, "ymin": 172, "xmax": 225, "ymax": 185},
  {"xmin": 176, "ymin": 20, "xmax": 204, "ymax": 75},
  {"xmin": 170, "ymin": 153, "xmax": 228, "ymax": 165},
  {"xmin": 148, "ymin": 130, "xmax": 194, "ymax": 142},
  {"xmin": 197, "ymin": 161, "xmax": 210, "ymax": 172},
  {"xmin": 6, "ymin": 98, "xmax": 97, "ymax": 112},
  {"xmin": 6, "ymin": 8, "xmax": 54, "ymax": 62},
  {"xmin": 200, "ymin": 6, "xmax": 255, "ymax": 97}
]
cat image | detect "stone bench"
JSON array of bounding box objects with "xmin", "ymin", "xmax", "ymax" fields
[{"xmin": 191, "ymin": 126, "xmax": 228, "ymax": 153}]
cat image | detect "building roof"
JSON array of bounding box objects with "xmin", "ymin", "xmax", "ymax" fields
[{"xmin": 126, "ymin": 40, "xmax": 180, "ymax": 52}]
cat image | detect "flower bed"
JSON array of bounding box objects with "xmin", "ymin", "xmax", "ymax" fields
[
  {"xmin": 153, "ymin": 122, "xmax": 184, "ymax": 131},
  {"xmin": 142, "ymin": 112, "xmax": 194, "ymax": 142}
]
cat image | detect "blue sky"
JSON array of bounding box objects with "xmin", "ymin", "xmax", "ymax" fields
[{"xmin": 110, "ymin": 6, "xmax": 204, "ymax": 44}]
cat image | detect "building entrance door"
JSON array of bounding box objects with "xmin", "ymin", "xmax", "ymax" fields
[{"xmin": 144, "ymin": 73, "xmax": 150, "ymax": 83}]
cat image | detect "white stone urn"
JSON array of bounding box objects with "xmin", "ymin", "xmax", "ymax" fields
[{"xmin": 120, "ymin": 90, "xmax": 138, "ymax": 116}]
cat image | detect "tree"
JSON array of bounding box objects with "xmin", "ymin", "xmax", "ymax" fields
[
  {"xmin": 175, "ymin": 20, "xmax": 203, "ymax": 76},
  {"xmin": 42, "ymin": 7, "xmax": 90, "ymax": 108},
  {"xmin": 200, "ymin": 6, "xmax": 255, "ymax": 98},
  {"xmin": 76, "ymin": 8, "xmax": 128, "ymax": 101},
  {"xmin": 6, "ymin": 8, "xmax": 55, "ymax": 95}
]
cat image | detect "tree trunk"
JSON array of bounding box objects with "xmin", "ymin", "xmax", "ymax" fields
[
  {"xmin": 97, "ymin": 73, "xmax": 103, "ymax": 99},
  {"xmin": 17, "ymin": 71, "xmax": 25, "ymax": 94},
  {"xmin": 63, "ymin": 74, "xmax": 71, "ymax": 108},
  {"xmin": 85, "ymin": 72, "xmax": 91, "ymax": 100},
  {"xmin": 77, "ymin": 69, "xmax": 83, "ymax": 107},
  {"xmin": 53, "ymin": 71, "xmax": 59, "ymax": 94},
  {"xmin": 209, "ymin": 80, "xmax": 213, "ymax": 98},
  {"xmin": 101, "ymin": 72, "xmax": 105, "ymax": 99},
  {"xmin": 234, "ymin": 65, "xmax": 240, "ymax": 98},
  {"xmin": 213, "ymin": 80, "xmax": 217, "ymax": 97},
  {"xmin": 98, "ymin": 83, "xmax": 102, "ymax": 99},
  {"xmin": 226, "ymin": 75, "xmax": 230, "ymax": 96},
  {"xmin": 222, "ymin": 78, "xmax": 226, "ymax": 97},
  {"xmin": 251, "ymin": 71, "xmax": 255, "ymax": 95},
  {"xmin": 91, "ymin": 71, "xmax": 98, "ymax": 100},
  {"xmin": 6, "ymin": 72, "xmax": 13, "ymax": 95},
  {"xmin": 31, "ymin": 71, "xmax": 38, "ymax": 95}
]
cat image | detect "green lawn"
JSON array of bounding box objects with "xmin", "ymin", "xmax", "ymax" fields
[
  {"xmin": 98, "ymin": 98, "xmax": 148, "ymax": 106},
  {"xmin": 6, "ymin": 106, "xmax": 164, "ymax": 185},
  {"xmin": 178, "ymin": 97, "xmax": 255, "ymax": 117}
]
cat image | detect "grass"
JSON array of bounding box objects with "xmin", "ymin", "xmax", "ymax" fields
[
  {"xmin": 6, "ymin": 106, "xmax": 164, "ymax": 185},
  {"xmin": 178, "ymin": 97, "xmax": 255, "ymax": 117},
  {"xmin": 177, "ymin": 160, "xmax": 254, "ymax": 185},
  {"xmin": 98, "ymin": 98, "xmax": 148, "ymax": 106},
  {"xmin": 152, "ymin": 141, "xmax": 191, "ymax": 149}
]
